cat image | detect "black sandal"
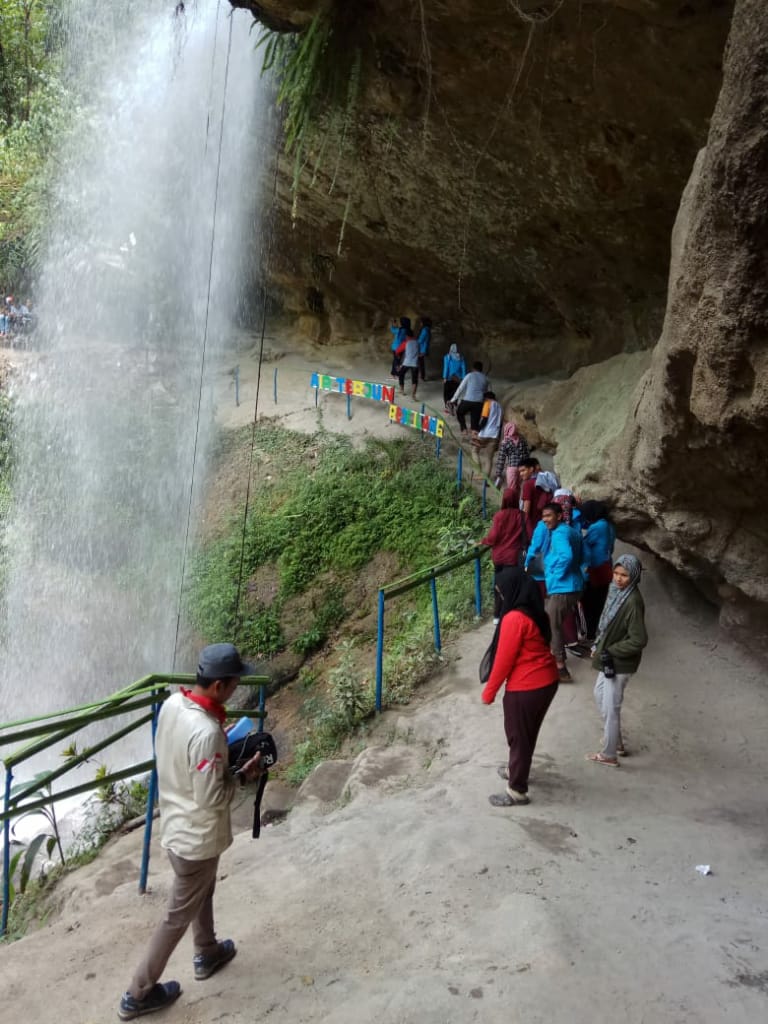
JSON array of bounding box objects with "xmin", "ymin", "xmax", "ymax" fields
[{"xmin": 489, "ymin": 790, "xmax": 530, "ymax": 807}]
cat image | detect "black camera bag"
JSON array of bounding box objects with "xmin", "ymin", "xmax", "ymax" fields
[{"xmin": 228, "ymin": 731, "xmax": 278, "ymax": 839}]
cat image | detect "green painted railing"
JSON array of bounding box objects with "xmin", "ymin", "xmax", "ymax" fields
[{"xmin": 1, "ymin": 673, "xmax": 269, "ymax": 938}]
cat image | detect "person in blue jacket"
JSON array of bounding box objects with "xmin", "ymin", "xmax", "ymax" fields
[
  {"xmin": 580, "ymin": 500, "xmax": 616, "ymax": 642},
  {"xmin": 389, "ymin": 316, "xmax": 412, "ymax": 377},
  {"xmin": 540, "ymin": 502, "xmax": 583, "ymax": 682},
  {"xmin": 524, "ymin": 516, "xmax": 550, "ymax": 601},
  {"xmin": 441, "ymin": 343, "xmax": 466, "ymax": 412},
  {"xmin": 416, "ymin": 316, "xmax": 432, "ymax": 381}
]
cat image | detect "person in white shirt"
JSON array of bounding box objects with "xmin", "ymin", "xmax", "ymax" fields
[
  {"xmin": 452, "ymin": 361, "xmax": 489, "ymax": 434},
  {"xmin": 118, "ymin": 644, "xmax": 263, "ymax": 1021},
  {"xmin": 397, "ymin": 333, "xmax": 421, "ymax": 399}
]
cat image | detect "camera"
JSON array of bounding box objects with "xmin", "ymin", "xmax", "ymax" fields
[
  {"xmin": 228, "ymin": 730, "xmax": 278, "ymax": 774},
  {"xmin": 599, "ymin": 651, "xmax": 616, "ymax": 679}
]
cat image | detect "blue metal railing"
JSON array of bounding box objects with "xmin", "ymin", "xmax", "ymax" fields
[
  {"xmin": 0, "ymin": 674, "xmax": 268, "ymax": 937},
  {"xmin": 375, "ymin": 546, "xmax": 490, "ymax": 711}
]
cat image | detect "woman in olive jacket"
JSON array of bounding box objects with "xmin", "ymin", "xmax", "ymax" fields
[{"xmin": 586, "ymin": 553, "xmax": 648, "ymax": 766}]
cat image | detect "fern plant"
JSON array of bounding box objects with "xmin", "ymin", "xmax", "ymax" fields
[{"xmin": 256, "ymin": 7, "xmax": 366, "ymax": 221}]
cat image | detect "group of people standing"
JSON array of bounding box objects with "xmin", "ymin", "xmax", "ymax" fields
[
  {"xmin": 0, "ymin": 295, "xmax": 33, "ymax": 339},
  {"xmin": 389, "ymin": 315, "xmax": 432, "ymax": 399},
  {"xmin": 478, "ymin": 422, "xmax": 648, "ymax": 805}
]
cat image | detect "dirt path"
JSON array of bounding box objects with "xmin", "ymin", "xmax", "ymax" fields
[{"xmin": 2, "ymin": 333, "xmax": 766, "ymax": 1023}]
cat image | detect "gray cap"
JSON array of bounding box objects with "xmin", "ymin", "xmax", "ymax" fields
[{"xmin": 197, "ymin": 643, "xmax": 254, "ymax": 680}]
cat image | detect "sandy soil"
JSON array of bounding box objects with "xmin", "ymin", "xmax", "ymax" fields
[{"xmin": 1, "ymin": 333, "xmax": 766, "ymax": 1023}]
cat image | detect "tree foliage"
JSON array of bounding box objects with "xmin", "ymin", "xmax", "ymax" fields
[{"xmin": 0, "ymin": 0, "xmax": 67, "ymax": 287}]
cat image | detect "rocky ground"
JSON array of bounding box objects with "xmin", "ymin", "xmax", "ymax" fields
[
  {"xmin": 1, "ymin": 334, "xmax": 766, "ymax": 1023},
  {"xmin": 1, "ymin": 542, "xmax": 767, "ymax": 1024}
]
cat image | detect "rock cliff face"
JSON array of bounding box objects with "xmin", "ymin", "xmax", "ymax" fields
[
  {"xmin": 602, "ymin": 0, "xmax": 768, "ymax": 631},
  {"xmin": 234, "ymin": 0, "xmax": 731, "ymax": 376},
  {"xmin": 232, "ymin": 1, "xmax": 768, "ymax": 626}
]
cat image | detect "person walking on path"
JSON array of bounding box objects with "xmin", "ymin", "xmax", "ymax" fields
[
  {"xmin": 453, "ymin": 361, "xmax": 489, "ymax": 434},
  {"xmin": 580, "ymin": 500, "xmax": 617, "ymax": 642},
  {"xmin": 397, "ymin": 331, "xmax": 421, "ymax": 398},
  {"xmin": 478, "ymin": 486, "xmax": 526, "ymax": 623},
  {"xmin": 389, "ymin": 316, "xmax": 412, "ymax": 377},
  {"xmin": 442, "ymin": 343, "xmax": 466, "ymax": 411},
  {"xmin": 494, "ymin": 421, "xmax": 530, "ymax": 490},
  {"xmin": 540, "ymin": 502, "xmax": 583, "ymax": 683},
  {"xmin": 586, "ymin": 554, "xmax": 648, "ymax": 767},
  {"xmin": 481, "ymin": 567, "xmax": 559, "ymax": 806},
  {"xmin": 416, "ymin": 316, "xmax": 432, "ymax": 381},
  {"xmin": 118, "ymin": 644, "xmax": 264, "ymax": 1021},
  {"xmin": 518, "ymin": 458, "xmax": 550, "ymax": 528}
]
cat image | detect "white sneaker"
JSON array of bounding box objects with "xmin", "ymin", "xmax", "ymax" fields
[{"xmin": 492, "ymin": 617, "xmax": 500, "ymax": 626}]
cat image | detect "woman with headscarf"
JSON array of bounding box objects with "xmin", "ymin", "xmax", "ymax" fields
[
  {"xmin": 493, "ymin": 421, "xmax": 530, "ymax": 490},
  {"xmin": 481, "ymin": 567, "xmax": 559, "ymax": 806},
  {"xmin": 478, "ymin": 486, "xmax": 526, "ymax": 623},
  {"xmin": 586, "ymin": 553, "xmax": 648, "ymax": 767},
  {"xmin": 580, "ymin": 500, "xmax": 617, "ymax": 642},
  {"xmin": 441, "ymin": 343, "xmax": 466, "ymax": 412}
]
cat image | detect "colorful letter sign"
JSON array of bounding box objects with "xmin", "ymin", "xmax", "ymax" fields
[
  {"xmin": 388, "ymin": 404, "xmax": 444, "ymax": 438},
  {"xmin": 310, "ymin": 373, "xmax": 395, "ymax": 404},
  {"xmin": 310, "ymin": 372, "xmax": 444, "ymax": 437}
]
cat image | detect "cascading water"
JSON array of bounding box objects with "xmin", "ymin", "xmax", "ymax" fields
[{"xmin": 0, "ymin": 1, "xmax": 271, "ymax": 756}]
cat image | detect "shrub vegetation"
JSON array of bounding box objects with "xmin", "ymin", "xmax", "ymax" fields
[{"xmin": 188, "ymin": 425, "xmax": 488, "ymax": 779}]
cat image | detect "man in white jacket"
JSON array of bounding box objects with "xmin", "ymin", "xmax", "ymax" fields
[{"xmin": 118, "ymin": 644, "xmax": 263, "ymax": 1021}]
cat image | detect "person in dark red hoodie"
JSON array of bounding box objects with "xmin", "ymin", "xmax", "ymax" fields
[{"xmin": 478, "ymin": 487, "xmax": 526, "ymax": 624}]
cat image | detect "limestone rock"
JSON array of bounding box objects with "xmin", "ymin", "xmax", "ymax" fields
[
  {"xmin": 233, "ymin": 0, "xmax": 731, "ymax": 374},
  {"xmin": 604, "ymin": 0, "xmax": 768, "ymax": 621}
]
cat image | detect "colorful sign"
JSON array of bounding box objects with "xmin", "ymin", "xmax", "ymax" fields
[
  {"xmin": 388, "ymin": 404, "xmax": 444, "ymax": 438},
  {"xmin": 310, "ymin": 373, "xmax": 395, "ymax": 404}
]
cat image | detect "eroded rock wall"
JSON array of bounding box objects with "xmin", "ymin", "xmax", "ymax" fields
[
  {"xmin": 578, "ymin": 0, "xmax": 768, "ymax": 630},
  {"xmin": 235, "ymin": 0, "xmax": 731, "ymax": 376}
]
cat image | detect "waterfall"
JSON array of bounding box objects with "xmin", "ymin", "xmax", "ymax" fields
[{"xmin": 0, "ymin": 0, "xmax": 271, "ymax": 739}]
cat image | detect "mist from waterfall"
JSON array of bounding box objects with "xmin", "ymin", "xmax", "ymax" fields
[{"xmin": 0, "ymin": 0, "xmax": 272, "ymax": 738}]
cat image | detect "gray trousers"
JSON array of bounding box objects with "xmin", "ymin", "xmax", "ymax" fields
[
  {"xmin": 594, "ymin": 671, "xmax": 630, "ymax": 759},
  {"xmin": 129, "ymin": 851, "xmax": 220, "ymax": 999},
  {"xmin": 545, "ymin": 591, "xmax": 581, "ymax": 663}
]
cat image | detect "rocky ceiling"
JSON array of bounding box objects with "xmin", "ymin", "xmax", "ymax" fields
[{"xmin": 232, "ymin": 0, "xmax": 733, "ymax": 377}]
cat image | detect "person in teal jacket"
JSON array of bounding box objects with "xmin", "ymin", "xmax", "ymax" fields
[
  {"xmin": 389, "ymin": 316, "xmax": 412, "ymax": 377},
  {"xmin": 416, "ymin": 316, "xmax": 432, "ymax": 381},
  {"xmin": 442, "ymin": 343, "xmax": 466, "ymax": 411},
  {"xmin": 541, "ymin": 502, "xmax": 583, "ymax": 682},
  {"xmin": 580, "ymin": 500, "xmax": 617, "ymax": 641}
]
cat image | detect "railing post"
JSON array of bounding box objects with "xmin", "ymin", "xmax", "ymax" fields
[
  {"xmin": 430, "ymin": 577, "xmax": 442, "ymax": 652},
  {"xmin": 375, "ymin": 589, "xmax": 385, "ymax": 711},
  {"xmin": 456, "ymin": 448, "xmax": 463, "ymax": 488},
  {"xmin": 234, "ymin": 365, "xmax": 240, "ymax": 407},
  {"xmin": 346, "ymin": 392, "xmax": 351, "ymax": 420},
  {"xmin": 435, "ymin": 435, "xmax": 441, "ymax": 459},
  {"xmin": 475, "ymin": 553, "xmax": 482, "ymax": 617},
  {"xmin": 257, "ymin": 684, "xmax": 266, "ymax": 733},
  {"xmin": 273, "ymin": 367, "xmax": 278, "ymax": 404},
  {"xmin": 139, "ymin": 692, "xmax": 161, "ymax": 895},
  {"xmin": 314, "ymin": 386, "xmax": 319, "ymax": 407},
  {"xmin": 2, "ymin": 765, "xmax": 13, "ymax": 936}
]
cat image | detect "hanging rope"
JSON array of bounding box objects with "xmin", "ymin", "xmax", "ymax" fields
[
  {"xmin": 171, "ymin": 8, "xmax": 235, "ymax": 672},
  {"xmin": 232, "ymin": 144, "xmax": 282, "ymax": 628}
]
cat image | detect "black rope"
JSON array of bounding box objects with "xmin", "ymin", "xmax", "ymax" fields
[
  {"xmin": 171, "ymin": 9, "xmax": 235, "ymax": 672},
  {"xmin": 232, "ymin": 142, "xmax": 282, "ymax": 628}
]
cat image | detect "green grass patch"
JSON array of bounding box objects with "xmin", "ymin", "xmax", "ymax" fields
[{"xmin": 187, "ymin": 424, "xmax": 488, "ymax": 780}]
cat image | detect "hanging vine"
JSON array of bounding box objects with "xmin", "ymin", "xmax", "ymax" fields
[{"xmin": 256, "ymin": 5, "xmax": 367, "ymax": 227}]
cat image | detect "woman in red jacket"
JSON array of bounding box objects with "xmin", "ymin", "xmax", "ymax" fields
[
  {"xmin": 481, "ymin": 568, "xmax": 559, "ymax": 806},
  {"xmin": 478, "ymin": 487, "xmax": 526, "ymax": 624}
]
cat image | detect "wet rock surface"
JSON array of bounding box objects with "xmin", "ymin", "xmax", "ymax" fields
[{"xmin": 233, "ymin": 0, "xmax": 731, "ymax": 374}]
